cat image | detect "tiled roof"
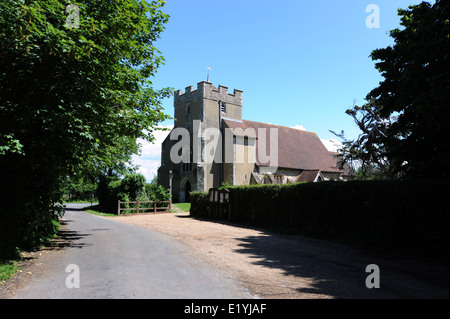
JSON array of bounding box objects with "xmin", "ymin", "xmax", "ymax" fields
[
  {"xmin": 294, "ymin": 170, "xmax": 320, "ymax": 183},
  {"xmin": 223, "ymin": 119, "xmax": 342, "ymax": 172},
  {"xmin": 222, "ymin": 118, "xmax": 257, "ymax": 137}
]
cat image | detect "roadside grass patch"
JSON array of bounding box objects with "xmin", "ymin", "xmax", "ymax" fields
[
  {"xmin": 0, "ymin": 220, "xmax": 60, "ymax": 282},
  {"xmin": 83, "ymin": 204, "xmax": 117, "ymax": 217},
  {"xmin": 0, "ymin": 260, "xmax": 19, "ymax": 281},
  {"xmin": 173, "ymin": 203, "xmax": 191, "ymax": 212}
]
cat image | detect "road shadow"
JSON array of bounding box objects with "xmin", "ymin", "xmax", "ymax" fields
[
  {"xmin": 233, "ymin": 233, "xmax": 449, "ymax": 299},
  {"xmin": 233, "ymin": 233, "xmax": 367, "ymax": 298},
  {"xmin": 182, "ymin": 216, "xmax": 360, "ymax": 297},
  {"xmin": 172, "ymin": 214, "xmax": 449, "ymax": 298},
  {"xmin": 174, "ymin": 214, "xmax": 192, "ymax": 218},
  {"xmin": 43, "ymin": 220, "xmax": 92, "ymax": 251}
]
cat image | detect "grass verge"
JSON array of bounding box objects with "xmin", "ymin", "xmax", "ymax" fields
[
  {"xmin": 83, "ymin": 204, "xmax": 117, "ymax": 217},
  {"xmin": 0, "ymin": 260, "xmax": 19, "ymax": 281},
  {"xmin": 173, "ymin": 202, "xmax": 191, "ymax": 212}
]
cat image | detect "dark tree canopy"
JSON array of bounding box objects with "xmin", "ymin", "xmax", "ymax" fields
[
  {"xmin": 368, "ymin": 0, "xmax": 449, "ymax": 179},
  {"xmin": 0, "ymin": 0, "xmax": 171, "ymax": 257},
  {"xmin": 334, "ymin": 0, "xmax": 449, "ymax": 180}
]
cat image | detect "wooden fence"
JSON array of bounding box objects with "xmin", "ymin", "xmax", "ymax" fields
[{"xmin": 117, "ymin": 200, "xmax": 172, "ymax": 215}]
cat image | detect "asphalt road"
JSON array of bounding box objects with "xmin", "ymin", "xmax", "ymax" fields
[{"xmin": 11, "ymin": 203, "xmax": 253, "ymax": 299}]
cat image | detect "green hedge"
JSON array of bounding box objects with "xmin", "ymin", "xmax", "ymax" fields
[
  {"xmin": 190, "ymin": 191, "xmax": 210, "ymax": 217},
  {"xmin": 190, "ymin": 180, "xmax": 449, "ymax": 263}
]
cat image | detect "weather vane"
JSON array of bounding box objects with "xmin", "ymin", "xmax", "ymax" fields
[{"xmin": 207, "ymin": 66, "xmax": 211, "ymax": 82}]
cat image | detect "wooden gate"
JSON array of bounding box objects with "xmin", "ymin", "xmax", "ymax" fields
[{"xmin": 208, "ymin": 188, "xmax": 231, "ymax": 220}]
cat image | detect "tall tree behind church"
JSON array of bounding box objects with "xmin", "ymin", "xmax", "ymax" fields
[{"xmin": 336, "ymin": 0, "xmax": 449, "ymax": 180}]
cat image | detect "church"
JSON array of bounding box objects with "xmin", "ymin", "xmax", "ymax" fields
[{"xmin": 157, "ymin": 81, "xmax": 353, "ymax": 202}]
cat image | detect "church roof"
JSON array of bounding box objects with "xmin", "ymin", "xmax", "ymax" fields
[
  {"xmin": 294, "ymin": 170, "xmax": 321, "ymax": 182},
  {"xmin": 223, "ymin": 119, "xmax": 342, "ymax": 173}
]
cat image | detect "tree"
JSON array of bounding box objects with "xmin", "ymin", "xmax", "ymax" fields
[
  {"xmin": 145, "ymin": 176, "xmax": 171, "ymax": 208},
  {"xmin": 62, "ymin": 174, "xmax": 97, "ymax": 202},
  {"xmin": 121, "ymin": 173, "xmax": 146, "ymax": 201},
  {"xmin": 334, "ymin": 0, "xmax": 449, "ymax": 180},
  {"xmin": 331, "ymin": 99, "xmax": 398, "ymax": 180},
  {"xmin": 0, "ymin": 0, "xmax": 171, "ymax": 257},
  {"xmin": 97, "ymin": 172, "xmax": 147, "ymax": 214},
  {"xmin": 367, "ymin": 0, "xmax": 449, "ymax": 179}
]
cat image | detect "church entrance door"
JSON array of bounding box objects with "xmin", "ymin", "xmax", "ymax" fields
[{"xmin": 184, "ymin": 180, "xmax": 191, "ymax": 202}]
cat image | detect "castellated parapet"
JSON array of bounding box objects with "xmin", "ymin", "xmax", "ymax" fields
[{"xmin": 174, "ymin": 81, "xmax": 243, "ymax": 106}]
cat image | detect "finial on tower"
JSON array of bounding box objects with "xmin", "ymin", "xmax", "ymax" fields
[{"xmin": 206, "ymin": 66, "xmax": 211, "ymax": 82}]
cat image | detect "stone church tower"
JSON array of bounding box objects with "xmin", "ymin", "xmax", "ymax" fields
[
  {"xmin": 158, "ymin": 81, "xmax": 353, "ymax": 202},
  {"xmin": 158, "ymin": 81, "xmax": 244, "ymax": 202}
]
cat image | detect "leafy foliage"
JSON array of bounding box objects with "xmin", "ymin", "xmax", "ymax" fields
[
  {"xmin": 121, "ymin": 173, "xmax": 146, "ymax": 201},
  {"xmin": 62, "ymin": 174, "xmax": 97, "ymax": 201},
  {"xmin": 0, "ymin": 0, "xmax": 171, "ymax": 257},
  {"xmin": 144, "ymin": 177, "xmax": 171, "ymax": 207}
]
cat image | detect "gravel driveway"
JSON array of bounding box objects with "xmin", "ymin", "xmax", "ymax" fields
[{"xmin": 105, "ymin": 211, "xmax": 449, "ymax": 299}]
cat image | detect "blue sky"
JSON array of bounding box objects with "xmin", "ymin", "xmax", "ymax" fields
[{"xmin": 134, "ymin": 0, "xmax": 431, "ymax": 181}]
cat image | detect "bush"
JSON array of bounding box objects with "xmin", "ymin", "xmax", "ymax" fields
[
  {"xmin": 145, "ymin": 180, "xmax": 171, "ymax": 208},
  {"xmin": 190, "ymin": 191, "xmax": 209, "ymax": 218},
  {"xmin": 190, "ymin": 180, "xmax": 449, "ymax": 263},
  {"xmin": 97, "ymin": 173, "xmax": 147, "ymax": 214},
  {"xmin": 121, "ymin": 173, "xmax": 146, "ymax": 201}
]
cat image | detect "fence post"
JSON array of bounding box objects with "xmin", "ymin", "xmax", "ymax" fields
[
  {"xmin": 137, "ymin": 200, "xmax": 140, "ymax": 214},
  {"xmin": 154, "ymin": 200, "xmax": 157, "ymax": 213},
  {"xmin": 117, "ymin": 200, "xmax": 121, "ymax": 215}
]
